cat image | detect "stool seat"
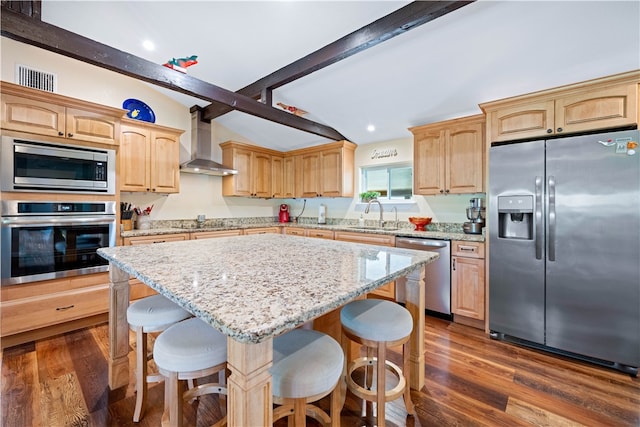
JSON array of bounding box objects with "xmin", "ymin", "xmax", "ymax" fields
[
  {"xmin": 340, "ymin": 299, "xmax": 413, "ymax": 342},
  {"xmin": 271, "ymin": 329, "xmax": 344, "ymax": 426},
  {"xmin": 155, "ymin": 317, "xmax": 227, "ymax": 372},
  {"xmin": 127, "ymin": 294, "xmax": 191, "ymax": 331},
  {"xmin": 272, "ymin": 329, "xmax": 344, "ymax": 399}
]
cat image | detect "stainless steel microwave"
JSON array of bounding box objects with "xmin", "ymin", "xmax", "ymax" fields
[{"xmin": 0, "ymin": 136, "xmax": 116, "ymax": 194}]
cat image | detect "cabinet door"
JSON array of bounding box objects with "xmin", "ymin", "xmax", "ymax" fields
[
  {"xmin": 150, "ymin": 130, "xmax": 180, "ymax": 193},
  {"xmin": 555, "ymin": 84, "xmax": 638, "ymax": 134},
  {"xmin": 451, "ymin": 256, "xmax": 485, "ymax": 320},
  {"xmin": 413, "ymin": 130, "xmax": 445, "ymax": 195},
  {"xmin": 120, "ymin": 125, "xmax": 151, "ymax": 191},
  {"xmin": 319, "ymin": 148, "xmax": 343, "ymax": 197},
  {"xmin": 252, "ymin": 151, "xmax": 272, "ymax": 198},
  {"xmin": 283, "ymin": 156, "xmax": 297, "ymax": 198},
  {"xmin": 66, "ymin": 108, "xmax": 119, "ymax": 145},
  {"xmin": 489, "ymin": 100, "xmax": 555, "ymax": 142},
  {"xmin": 446, "ymin": 122, "xmax": 484, "ymax": 194},
  {"xmin": 1, "ymin": 94, "xmax": 65, "ymax": 137},
  {"xmin": 271, "ymin": 155, "xmax": 284, "ymax": 198},
  {"xmin": 300, "ymin": 152, "xmax": 321, "ymax": 198}
]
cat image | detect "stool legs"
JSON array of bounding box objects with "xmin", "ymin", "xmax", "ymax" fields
[{"xmin": 133, "ymin": 326, "xmax": 148, "ymax": 422}]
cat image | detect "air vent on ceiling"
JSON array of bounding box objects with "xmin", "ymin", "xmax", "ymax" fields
[{"xmin": 16, "ymin": 64, "xmax": 57, "ymax": 92}]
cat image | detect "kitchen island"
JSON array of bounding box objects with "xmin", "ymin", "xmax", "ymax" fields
[{"xmin": 98, "ymin": 233, "xmax": 438, "ymax": 426}]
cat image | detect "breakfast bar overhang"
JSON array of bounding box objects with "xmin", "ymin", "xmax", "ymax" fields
[{"xmin": 98, "ymin": 233, "xmax": 438, "ymax": 426}]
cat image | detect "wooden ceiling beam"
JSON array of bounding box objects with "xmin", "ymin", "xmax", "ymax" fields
[
  {"xmin": 202, "ymin": 0, "xmax": 474, "ymax": 121},
  {"xmin": 0, "ymin": 5, "xmax": 347, "ymax": 141}
]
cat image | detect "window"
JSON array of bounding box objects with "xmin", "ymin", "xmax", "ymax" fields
[{"xmin": 361, "ymin": 164, "xmax": 413, "ymax": 200}]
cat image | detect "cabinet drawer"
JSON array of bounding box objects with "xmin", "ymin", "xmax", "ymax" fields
[
  {"xmin": 123, "ymin": 233, "xmax": 190, "ymax": 245},
  {"xmin": 451, "ymin": 241, "xmax": 485, "ymax": 258},
  {"xmin": 306, "ymin": 229, "xmax": 334, "ymax": 240},
  {"xmin": 191, "ymin": 230, "xmax": 243, "ymax": 239},
  {"xmin": 369, "ymin": 281, "xmax": 395, "ymax": 300},
  {"xmin": 284, "ymin": 227, "xmax": 306, "ymax": 236},
  {"xmin": 334, "ymin": 231, "xmax": 395, "ymax": 247},
  {"xmin": 1, "ymin": 284, "xmax": 109, "ymax": 336},
  {"xmin": 244, "ymin": 227, "xmax": 279, "ymax": 235}
]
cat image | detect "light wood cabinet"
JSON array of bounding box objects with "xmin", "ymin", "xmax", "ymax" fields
[
  {"xmin": 282, "ymin": 156, "xmax": 297, "ymax": 198},
  {"xmin": 119, "ymin": 120, "xmax": 183, "ymax": 193},
  {"xmin": 451, "ymin": 241, "xmax": 485, "ymax": 323},
  {"xmin": 334, "ymin": 231, "xmax": 396, "ymax": 300},
  {"xmin": 244, "ymin": 227, "xmax": 280, "ymax": 235},
  {"xmin": 290, "ymin": 140, "xmax": 356, "ymax": 198},
  {"xmin": 284, "ymin": 227, "xmax": 335, "ymax": 240},
  {"xmin": 0, "ymin": 81, "xmax": 122, "ymax": 145},
  {"xmin": 271, "ymin": 155, "xmax": 285, "ymax": 198},
  {"xmin": 410, "ymin": 114, "xmax": 485, "ymax": 195},
  {"xmin": 0, "ymin": 272, "xmax": 111, "ymax": 348},
  {"xmin": 481, "ymin": 71, "xmax": 640, "ymax": 142},
  {"xmin": 220, "ymin": 141, "xmax": 279, "ymax": 198},
  {"xmin": 123, "ymin": 233, "xmax": 190, "ymax": 245}
]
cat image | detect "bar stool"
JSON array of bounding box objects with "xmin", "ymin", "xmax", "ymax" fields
[
  {"xmin": 127, "ymin": 294, "xmax": 191, "ymax": 422},
  {"xmin": 154, "ymin": 317, "xmax": 228, "ymax": 427},
  {"xmin": 340, "ymin": 299, "xmax": 415, "ymax": 427},
  {"xmin": 271, "ymin": 329, "xmax": 344, "ymax": 427}
]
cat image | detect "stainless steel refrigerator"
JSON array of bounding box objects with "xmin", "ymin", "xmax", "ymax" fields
[{"xmin": 489, "ymin": 129, "xmax": 639, "ymax": 374}]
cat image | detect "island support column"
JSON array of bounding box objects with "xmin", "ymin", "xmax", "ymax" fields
[
  {"xmin": 108, "ymin": 264, "xmax": 130, "ymax": 389},
  {"xmin": 226, "ymin": 338, "xmax": 273, "ymax": 426},
  {"xmin": 399, "ymin": 265, "xmax": 426, "ymax": 390}
]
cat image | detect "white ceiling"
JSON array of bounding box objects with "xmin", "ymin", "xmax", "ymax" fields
[{"xmin": 41, "ymin": 1, "xmax": 640, "ymax": 151}]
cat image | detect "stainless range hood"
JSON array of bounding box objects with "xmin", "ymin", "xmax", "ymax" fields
[{"xmin": 180, "ymin": 107, "xmax": 237, "ymax": 176}]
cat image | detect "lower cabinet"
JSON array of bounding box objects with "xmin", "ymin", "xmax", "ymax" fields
[
  {"xmin": 451, "ymin": 241, "xmax": 486, "ymax": 326},
  {"xmin": 283, "ymin": 227, "xmax": 334, "ymax": 240},
  {"xmin": 0, "ymin": 272, "xmax": 111, "ymax": 349},
  {"xmin": 191, "ymin": 230, "xmax": 244, "ymax": 239},
  {"xmin": 334, "ymin": 231, "xmax": 396, "ymax": 300},
  {"xmin": 243, "ymin": 227, "xmax": 280, "ymax": 235}
]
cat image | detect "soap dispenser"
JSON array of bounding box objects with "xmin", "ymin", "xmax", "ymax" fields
[{"xmin": 318, "ymin": 204, "xmax": 326, "ymax": 224}]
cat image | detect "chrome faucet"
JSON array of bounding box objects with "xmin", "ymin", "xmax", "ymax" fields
[{"xmin": 365, "ymin": 198, "xmax": 385, "ymax": 228}]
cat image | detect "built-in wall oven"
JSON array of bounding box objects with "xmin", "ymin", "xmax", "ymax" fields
[
  {"xmin": 1, "ymin": 201, "xmax": 116, "ymax": 285},
  {"xmin": 0, "ymin": 136, "xmax": 116, "ymax": 194}
]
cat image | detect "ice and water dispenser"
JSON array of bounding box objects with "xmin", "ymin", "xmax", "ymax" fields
[{"xmin": 497, "ymin": 195, "xmax": 534, "ymax": 239}]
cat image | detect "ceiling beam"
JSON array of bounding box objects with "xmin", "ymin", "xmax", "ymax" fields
[
  {"xmin": 0, "ymin": 5, "xmax": 347, "ymax": 141},
  {"xmin": 202, "ymin": 0, "xmax": 474, "ymax": 121}
]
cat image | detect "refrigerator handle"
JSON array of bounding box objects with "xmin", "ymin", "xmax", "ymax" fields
[
  {"xmin": 535, "ymin": 176, "xmax": 543, "ymax": 260},
  {"xmin": 548, "ymin": 175, "xmax": 556, "ymax": 262}
]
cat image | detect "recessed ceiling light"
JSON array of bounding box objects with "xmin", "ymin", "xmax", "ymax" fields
[
  {"xmin": 142, "ymin": 40, "xmax": 155, "ymax": 51},
  {"xmin": 367, "ymin": 124, "xmax": 376, "ymax": 132}
]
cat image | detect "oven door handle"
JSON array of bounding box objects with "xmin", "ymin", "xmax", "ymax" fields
[{"xmin": 1, "ymin": 215, "xmax": 116, "ymax": 226}]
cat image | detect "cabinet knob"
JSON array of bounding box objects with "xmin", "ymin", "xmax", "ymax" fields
[
  {"xmin": 440, "ymin": 189, "xmax": 444, "ymax": 194},
  {"xmin": 67, "ymin": 133, "xmax": 73, "ymax": 137},
  {"xmin": 557, "ymin": 127, "xmax": 563, "ymax": 133},
  {"xmin": 546, "ymin": 129, "xmax": 553, "ymax": 134},
  {"xmin": 445, "ymin": 189, "xmax": 450, "ymax": 194},
  {"xmin": 58, "ymin": 131, "xmax": 64, "ymax": 136}
]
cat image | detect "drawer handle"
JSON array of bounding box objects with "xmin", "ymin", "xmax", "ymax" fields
[
  {"xmin": 56, "ymin": 304, "xmax": 75, "ymax": 311},
  {"xmin": 459, "ymin": 246, "xmax": 477, "ymax": 252},
  {"xmin": 153, "ymin": 240, "xmax": 166, "ymax": 244}
]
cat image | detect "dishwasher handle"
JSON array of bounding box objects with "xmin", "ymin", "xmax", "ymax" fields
[{"xmin": 395, "ymin": 237, "xmax": 448, "ymax": 249}]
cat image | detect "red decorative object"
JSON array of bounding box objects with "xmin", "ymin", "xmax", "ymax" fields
[
  {"xmin": 409, "ymin": 217, "xmax": 432, "ymax": 231},
  {"xmin": 276, "ymin": 102, "xmax": 308, "ymax": 116},
  {"xmin": 163, "ymin": 55, "xmax": 198, "ymax": 73}
]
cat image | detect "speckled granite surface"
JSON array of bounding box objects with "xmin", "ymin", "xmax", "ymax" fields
[
  {"xmin": 98, "ymin": 234, "xmax": 438, "ymax": 344},
  {"xmin": 122, "ymin": 219, "xmax": 485, "ymax": 242}
]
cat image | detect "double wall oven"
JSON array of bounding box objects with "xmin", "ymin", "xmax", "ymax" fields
[{"xmin": 0, "ymin": 137, "xmax": 117, "ymax": 286}]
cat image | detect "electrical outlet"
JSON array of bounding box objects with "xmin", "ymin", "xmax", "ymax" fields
[{"xmin": 615, "ymin": 142, "xmax": 627, "ymax": 154}]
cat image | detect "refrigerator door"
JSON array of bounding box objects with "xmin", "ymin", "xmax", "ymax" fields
[
  {"xmin": 545, "ymin": 130, "xmax": 640, "ymax": 366},
  {"xmin": 489, "ymin": 140, "xmax": 546, "ymax": 343}
]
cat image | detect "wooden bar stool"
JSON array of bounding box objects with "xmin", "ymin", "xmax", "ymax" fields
[
  {"xmin": 127, "ymin": 294, "xmax": 191, "ymax": 422},
  {"xmin": 154, "ymin": 317, "xmax": 228, "ymax": 427},
  {"xmin": 271, "ymin": 329, "xmax": 344, "ymax": 427},
  {"xmin": 340, "ymin": 299, "xmax": 415, "ymax": 427}
]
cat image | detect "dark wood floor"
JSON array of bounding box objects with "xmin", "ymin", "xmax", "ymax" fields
[{"xmin": 2, "ymin": 316, "xmax": 639, "ymax": 427}]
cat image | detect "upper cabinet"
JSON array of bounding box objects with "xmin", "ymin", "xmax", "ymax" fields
[
  {"xmin": 220, "ymin": 141, "xmax": 279, "ymax": 198},
  {"xmin": 220, "ymin": 140, "xmax": 356, "ymax": 199},
  {"xmin": 481, "ymin": 71, "xmax": 640, "ymax": 143},
  {"xmin": 0, "ymin": 81, "xmax": 123, "ymax": 145},
  {"xmin": 410, "ymin": 114, "xmax": 485, "ymax": 195},
  {"xmin": 119, "ymin": 119, "xmax": 183, "ymax": 193},
  {"xmin": 290, "ymin": 140, "xmax": 356, "ymax": 198}
]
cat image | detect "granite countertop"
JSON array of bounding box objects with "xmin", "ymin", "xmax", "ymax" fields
[
  {"xmin": 98, "ymin": 234, "xmax": 438, "ymax": 343},
  {"xmin": 121, "ymin": 221, "xmax": 485, "ymax": 242}
]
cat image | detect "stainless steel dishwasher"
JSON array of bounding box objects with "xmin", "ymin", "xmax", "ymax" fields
[{"xmin": 395, "ymin": 237, "xmax": 451, "ymax": 317}]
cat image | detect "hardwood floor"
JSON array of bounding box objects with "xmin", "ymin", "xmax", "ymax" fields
[{"xmin": 2, "ymin": 317, "xmax": 638, "ymax": 426}]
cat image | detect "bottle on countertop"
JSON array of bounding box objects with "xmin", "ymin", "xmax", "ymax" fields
[
  {"xmin": 359, "ymin": 214, "xmax": 365, "ymax": 227},
  {"xmin": 318, "ymin": 204, "xmax": 326, "ymax": 224}
]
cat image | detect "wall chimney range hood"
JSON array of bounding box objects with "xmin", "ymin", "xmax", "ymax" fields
[{"xmin": 180, "ymin": 107, "xmax": 237, "ymax": 176}]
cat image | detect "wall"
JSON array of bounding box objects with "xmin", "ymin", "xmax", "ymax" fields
[{"xmin": 1, "ymin": 37, "xmax": 479, "ymax": 224}]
